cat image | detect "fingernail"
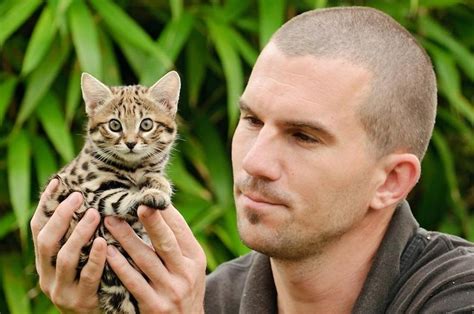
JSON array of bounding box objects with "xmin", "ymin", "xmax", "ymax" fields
[
  {"xmin": 67, "ymin": 192, "xmax": 82, "ymax": 205},
  {"xmin": 107, "ymin": 246, "xmax": 116, "ymax": 256},
  {"xmin": 48, "ymin": 179, "xmax": 59, "ymax": 191},
  {"xmin": 84, "ymin": 209, "xmax": 96, "ymax": 224},
  {"xmin": 138, "ymin": 205, "xmax": 153, "ymax": 218},
  {"xmin": 106, "ymin": 216, "xmax": 122, "ymax": 226}
]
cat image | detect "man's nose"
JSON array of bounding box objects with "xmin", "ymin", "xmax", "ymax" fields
[{"xmin": 241, "ymin": 127, "xmax": 281, "ymax": 181}]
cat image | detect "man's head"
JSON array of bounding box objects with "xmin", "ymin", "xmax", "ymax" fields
[
  {"xmin": 231, "ymin": 7, "xmax": 437, "ymax": 260},
  {"xmin": 272, "ymin": 7, "xmax": 437, "ymax": 160}
]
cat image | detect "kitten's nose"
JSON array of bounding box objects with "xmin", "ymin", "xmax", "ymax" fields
[{"xmin": 126, "ymin": 142, "xmax": 136, "ymax": 149}]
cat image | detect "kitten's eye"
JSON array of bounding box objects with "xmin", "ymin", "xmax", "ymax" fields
[
  {"xmin": 140, "ymin": 118, "xmax": 153, "ymax": 131},
  {"xmin": 109, "ymin": 119, "xmax": 122, "ymax": 132}
]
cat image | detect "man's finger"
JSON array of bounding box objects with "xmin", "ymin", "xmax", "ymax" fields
[
  {"xmin": 105, "ymin": 216, "xmax": 170, "ymax": 283},
  {"xmin": 36, "ymin": 192, "xmax": 83, "ymax": 266},
  {"xmin": 149, "ymin": 204, "xmax": 204, "ymax": 260},
  {"xmin": 106, "ymin": 245, "xmax": 157, "ymax": 305},
  {"xmin": 137, "ymin": 206, "xmax": 185, "ymax": 271},
  {"xmin": 56, "ymin": 208, "xmax": 101, "ymax": 285},
  {"xmin": 31, "ymin": 178, "xmax": 59, "ymax": 239},
  {"xmin": 79, "ymin": 237, "xmax": 107, "ymax": 295}
]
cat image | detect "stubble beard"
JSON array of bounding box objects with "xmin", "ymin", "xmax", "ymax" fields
[
  {"xmin": 235, "ymin": 176, "xmax": 362, "ymax": 262},
  {"xmin": 238, "ymin": 205, "xmax": 358, "ymax": 262}
]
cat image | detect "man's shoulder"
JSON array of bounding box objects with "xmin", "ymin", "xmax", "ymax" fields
[
  {"xmin": 406, "ymin": 228, "xmax": 474, "ymax": 272},
  {"xmin": 390, "ymin": 229, "xmax": 474, "ymax": 312},
  {"xmin": 204, "ymin": 252, "xmax": 257, "ymax": 313}
]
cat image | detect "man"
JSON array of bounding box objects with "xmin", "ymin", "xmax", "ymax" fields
[{"xmin": 31, "ymin": 6, "xmax": 474, "ymax": 313}]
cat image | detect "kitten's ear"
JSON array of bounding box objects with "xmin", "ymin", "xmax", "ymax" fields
[
  {"xmin": 81, "ymin": 73, "xmax": 112, "ymax": 116},
  {"xmin": 147, "ymin": 71, "xmax": 180, "ymax": 117}
]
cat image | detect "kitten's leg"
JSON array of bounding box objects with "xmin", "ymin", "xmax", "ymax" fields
[{"xmin": 138, "ymin": 175, "xmax": 172, "ymax": 210}]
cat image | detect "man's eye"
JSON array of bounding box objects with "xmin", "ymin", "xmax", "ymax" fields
[
  {"xmin": 243, "ymin": 116, "xmax": 263, "ymax": 127},
  {"xmin": 293, "ymin": 132, "xmax": 318, "ymax": 144}
]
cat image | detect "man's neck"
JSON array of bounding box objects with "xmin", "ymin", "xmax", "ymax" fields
[{"xmin": 271, "ymin": 208, "xmax": 395, "ymax": 314}]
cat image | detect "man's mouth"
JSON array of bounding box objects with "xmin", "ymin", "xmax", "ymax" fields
[{"xmin": 242, "ymin": 192, "xmax": 281, "ymax": 206}]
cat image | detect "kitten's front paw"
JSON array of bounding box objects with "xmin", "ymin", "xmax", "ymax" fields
[{"xmin": 140, "ymin": 189, "xmax": 170, "ymax": 210}]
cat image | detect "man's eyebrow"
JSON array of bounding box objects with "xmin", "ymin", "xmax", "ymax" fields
[
  {"xmin": 285, "ymin": 120, "xmax": 336, "ymax": 143},
  {"xmin": 238, "ymin": 99, "xmax": 252, "ymax": 113},
  {"xmin": 238, "ymin": 98, "xmax": 336, "ymax": 143}
]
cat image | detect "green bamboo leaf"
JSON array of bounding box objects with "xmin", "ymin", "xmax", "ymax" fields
[
  {"xmin": 0, "ymin": 0, "xmax": 42, "ymax": 47},
  {"xmin": 0, "ymin": 212, "xmax": 17, "ymax": 240},
  {"xmin": 431, "ymin": 130, "xmax": 470, "ymax": 233},
  {"xmin": 185, "ymin": 31, "xmax": 207, "ymax": 106},
  {"xmin": 99, "ymin": 29, "xmax": 121, "ymax": 85},
  {"xmin": 140, "ymin": 11, "xmax": 194, "ymax": 85},
  {"xmin": 69, "ymin": 0, "xmax": 102, "ymax": 78},
  {"xmin": 46, "ymin": 306, "xmax": 60, "ymax": 314},
  {"xmin": 32, "ymin": 294, "xmax": 59, "ymax": 314},
  {"xmin": 0, "ymin": 0, "xmax": 16, "ymax": 16},
  {"xmin": 90, "ymin": 0, "xmax": 172, "ymax": 69},
  {"xmin": 1, "ymin": 254, "xmax": 31, "ymax": 314},
  {"xmin": 429, "ymin": 46, "xmax": 460, "ymax": 94},
  {"xmin": 419, "ymin": 15, "xmax": 474, "ymax": 80},
  {"xmin": 0, "ymin": 75, "xmax": 17, "ymax": 126},
  {"xmin": 207, "ymin": 20, "xmax": 243, "ymax": 130},
  {"xmin": 168, "ymin": 153, "xmax": 211, "ymax": 200},
  {"xmin": 57, "ymin": 0, "xmax": 74, "ymax": 15},
  {"xmin": 438, "ymin": 215, "xmax": 462, "ymax": 236},
  {"xmin": 224, "ymin": 207, "xmax": 248, "ymax": 255},
  {"xmin": 15, "ymin": 38, "xmax": 71, "ymax": 128},
  {"xmin": 437, "ymin": 108, "xmax": 474, "ymax": 148},
  {"xmin": 193, "ymin": 117, "xmax": 233, "ymax": 207},
  {"xmin": 258, "ymin": 0, "xmax": 285, "ymax": 48},
  {"xmin": 227, "ymin": 27, "xmax": 258, "ymax": 66},
  {"xmin": 420, "ymin": 0, "xmax": 463, "ymax": 7},
  {"xmin": 21, "ymin": 5, "xmax": 57, "ymax": 76},
  {"xmin": 190, "ymin": 205, "xmax": 224, "ymax": 234},
  {"xmin": 417, "ymin": 151, "xmax": 448, "ymax": 227},
  {"xmin": 169, "ymin": 0, "xmax": 183, "ymax": 19},
  {"xmin": 447, "ymin": 94, "xmax": 474, "ymax": 126},
  {"xmin": 7, "ymin": 130, "xmax": 31, "ymax": 247},
  {"xmin": 115, "ymin": 39, "xmax": 155, "ymax": 84},
  {"xmin": 32, "ymin": 136, "xmax": 58, "ymax": 187},
  {"xmin": 179, "ymin": 128, "xmax": 211, "ymax": 183},
  {"xmin": 468, "ymin": 216, "xmax": 474, "ymax": 242},
  {"xmin": 426, "ymin": 42, "xmax": 474, "ymax": 124},
  {"xmin": 235, "ymin": 16, "xmax": 259, "ymax": 33},
  {"xmin": 173, "ymin": 193, "xmax": 212, "ymax": 223},
  {"xmin": 221, "ymin": 0, "xmax": 252, "ymax": 22},
  {"xmin": 198, "ymin": 237, "xmax": 219, "ymax": 270},
  {"xmin": 158, "ymin": 12, "xmax": 194, "ymax": 60},
  {"xmin": 65, "ymin": 61, "xmax": 81, "ymax": 125},
  {"xmin": 36, "ymin": 92, "xmax": 75, "ymax": 162},
  {"xmin": 314, "ymin": 0, "xmax": 328, "ymax": 8},
  {"xmin": 215, "ymin": 223, "xmax": 250, "ymax": 256}
]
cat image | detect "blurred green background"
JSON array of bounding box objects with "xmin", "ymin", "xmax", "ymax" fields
[{"xmin": 0, "ymin": 0, "xmax": 473, "ymax": 312}]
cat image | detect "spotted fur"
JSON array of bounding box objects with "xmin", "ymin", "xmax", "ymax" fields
[{"xmin": 41, "ymin": 71, "xmax": 180, "ymax": 313}]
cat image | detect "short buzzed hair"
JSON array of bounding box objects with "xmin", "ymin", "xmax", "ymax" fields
[{"xmin": 272, "ymin": 7, "xmax": 437, "ymax": 160}]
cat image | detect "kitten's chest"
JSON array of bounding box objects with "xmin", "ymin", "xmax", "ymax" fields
[{"xmin": 60, "ymin": 156, "xmax": 149, "ymax": 200}]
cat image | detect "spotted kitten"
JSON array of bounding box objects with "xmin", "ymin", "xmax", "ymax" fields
[{"xmin": 41, "ymin": 71, "xmax": 180, "ymax": 313}]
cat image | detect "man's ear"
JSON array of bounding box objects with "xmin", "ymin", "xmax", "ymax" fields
[{"xmin": 370, "ymin": 153, "xmax": 421, "ymax": 210}]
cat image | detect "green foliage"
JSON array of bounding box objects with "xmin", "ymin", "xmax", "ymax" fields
[{"xmin": 0, "ymin": 0, "xmax": 472, "ymax": 312}]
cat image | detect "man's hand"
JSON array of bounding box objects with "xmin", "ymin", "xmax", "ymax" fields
[
  {"xmin": 105, "ymin": 205, "xmax": 207, "ymax": 314},
  {"xmin": 30, "ymin": 179, "xmax": 106, "ymax": 313}
]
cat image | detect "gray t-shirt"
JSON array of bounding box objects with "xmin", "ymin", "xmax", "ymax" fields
[{"xmin": 205, "ymin": 201, "xmax": 474, "ymax": 313}]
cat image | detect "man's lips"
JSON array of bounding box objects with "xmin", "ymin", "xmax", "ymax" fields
[{"xmin": 240, "ymin": 191, "xmax": 283, "ymax": 206}]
